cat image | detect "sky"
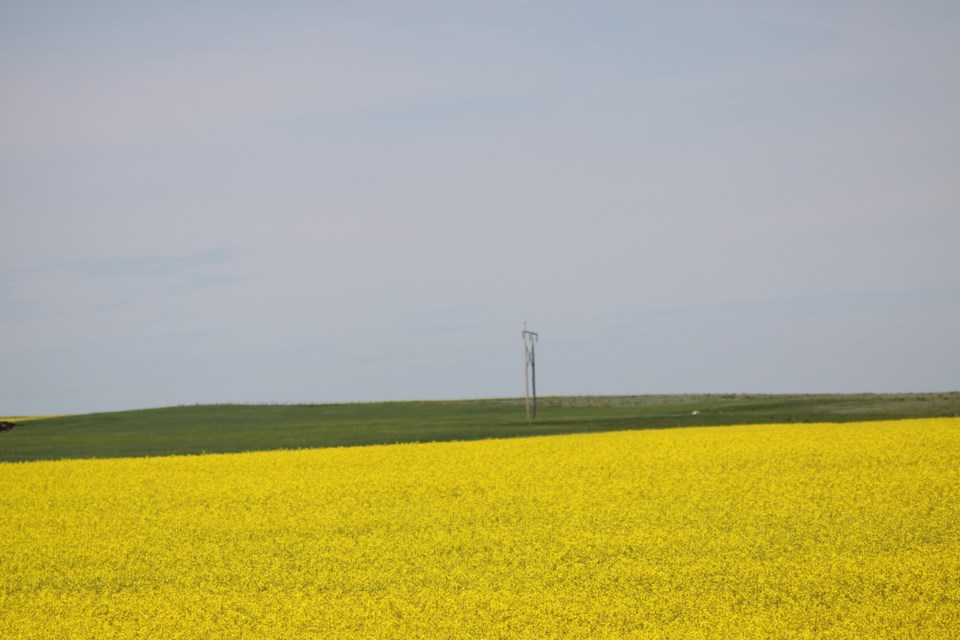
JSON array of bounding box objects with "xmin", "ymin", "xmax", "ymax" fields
[{"xmin": 2, "ymin": 1, "xmax": 958, "ymax": 415}]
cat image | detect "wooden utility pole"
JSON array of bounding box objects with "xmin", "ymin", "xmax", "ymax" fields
[{"xmin": 522, "ymin": 322, "xmax": 539, "ymax": 421}]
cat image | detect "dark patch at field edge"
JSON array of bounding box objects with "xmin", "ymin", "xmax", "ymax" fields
[{"xmin": 2, "ymin": 393, "xmax": 958, "ymax": 463}]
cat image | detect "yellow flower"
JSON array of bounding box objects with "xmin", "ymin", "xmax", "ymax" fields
[{"xmin": 2, "ymin": 419, "xmax": 958, "ymax": 638}]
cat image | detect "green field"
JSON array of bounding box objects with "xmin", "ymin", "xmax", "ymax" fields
[{"xmin": 2, "ymin": 392, "xmax": 958, "ymax": 463}]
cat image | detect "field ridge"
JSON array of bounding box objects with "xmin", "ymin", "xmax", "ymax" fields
[{"xmin": 2, "ymin": 392, "xmax": 958, "ymax": 463}]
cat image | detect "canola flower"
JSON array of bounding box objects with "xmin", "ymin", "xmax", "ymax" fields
[{"xmin": 1, "ymin": 419, "xmax": 958, "ymax": 638}]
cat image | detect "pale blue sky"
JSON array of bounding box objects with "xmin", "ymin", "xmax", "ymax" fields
[{"xmin": 2, "ymin": 1, "xmax": 958, "ymax": 414}]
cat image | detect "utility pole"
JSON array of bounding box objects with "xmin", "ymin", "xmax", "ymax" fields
[{"xmin": 522, "ymin": 322, "xmax": 539, "ymax": 421}]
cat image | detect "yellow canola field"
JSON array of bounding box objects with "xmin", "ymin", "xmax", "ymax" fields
[{"xmin": 2, "ymin": 419, "xmax": 959, "ymax": 638}]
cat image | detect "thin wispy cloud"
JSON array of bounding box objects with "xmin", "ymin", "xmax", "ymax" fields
[
  {"xmin": 85, "ymin": 249, "xmax": 232, "ymax": 279},
  {"xmin": 0, "ymin": 249, "xmax": 240, "ymax": 325}
]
